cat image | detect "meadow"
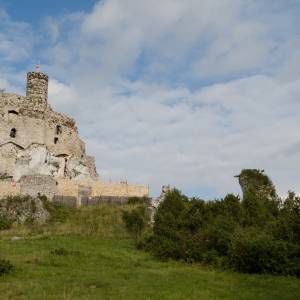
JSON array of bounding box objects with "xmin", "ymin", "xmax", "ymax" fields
[{"xmin": 0, "ymin": 205, "xmax": 299, "ymax": 300}]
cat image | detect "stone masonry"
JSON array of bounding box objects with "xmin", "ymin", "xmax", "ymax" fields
[{"xmin": 0, "ymin": 71, "xmax": 149, "ymax": 203}]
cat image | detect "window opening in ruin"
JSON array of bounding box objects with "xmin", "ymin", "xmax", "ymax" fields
[
  {"xmin": 56, "ymin": 125, "xmax": 62, "ymax": 135},
  {"xmin": 64, "ymin": 158, "xmax": 67, "ymax": 176},
  {"xmin": 54, "ymin": 137, "xmax": 58, "ymax": 144},
  {"xmin": 10, "ymin": 128, "xmax": 16, "ymax": 138},
  {"xmin": 8, "ymin": 110, "xmax": 19, "ymax": 115}
]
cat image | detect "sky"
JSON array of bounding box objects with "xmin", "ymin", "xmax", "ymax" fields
[{"xmin": 0, "ymin": 0, "xmax": 300, "ymax": 198}]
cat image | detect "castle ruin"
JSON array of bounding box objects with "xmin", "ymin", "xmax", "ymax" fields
[{"xmin": 0, "ymin": 71, "xmax": 149, "ymax": 204}]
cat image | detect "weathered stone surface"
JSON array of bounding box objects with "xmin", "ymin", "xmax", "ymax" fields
[
  {"xmin": 0, "ymin": 195, "xmax": 50, "ymax": 224},
  {"xmin": 20, "ymin": 175, "xmax": 57, "ymax": 200},
  {"xmin": 12, "ymin": 144, "xmax": 94, "ymax": 182},
  {"xmin": 0, "ymin": 71, "xmax": 149, "ymax": 201},
  {"xmin": 0, "ymin": 71, "xmax": 98, "ymax": 181},
  {"xmin": 149, "ymin": 185, "xmax": 174, "ymax": 224},
  {"xmin": 152, "ymin": 184, "xmax": 173, "ymax": 209}
]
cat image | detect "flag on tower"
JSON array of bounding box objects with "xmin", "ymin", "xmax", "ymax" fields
[{"xmin": 35, "ymin": 63, "xmax": 40, "ymax": 72}]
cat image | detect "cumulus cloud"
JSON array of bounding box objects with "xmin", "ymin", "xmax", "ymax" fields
[
  {"xmin": 0, "ymin": 9, "xmax": 34, "ymax": 62},
  {"xmin": 43, "ymin": 0, "xmax": 300, "ymax": 84},
  {"xmin": 2, "ymin": 1, "xmax": 300, "ymax": 197},
  {"xmin": 47, "ymin": 74, "xmax": 300, "ymax": 197}
]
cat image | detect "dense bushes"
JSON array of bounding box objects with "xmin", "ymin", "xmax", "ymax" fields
[
  {"xmin": 228, "ymin": 228, "xmax": 300, "ymax": 275},
  {"xmin": 126, "ymin": 170, "xmax": 300, "ymax": 277},
  {"xmin": 0, "ymin": 259, "xmax": 14, "ymax": 276},
  {"xmin": 127, "ymin": 196, "xmax": 150, "ymax": 205},
  {"xmin": 0, "ymin": 216, "xmax": 13, "ymax": 230},
  {"xmin": 122, "ymin": 206, "xmax": 148, "ymax": 243}
]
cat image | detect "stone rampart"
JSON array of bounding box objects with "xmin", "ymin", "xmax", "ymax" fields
[
  {"xmin": 0, "ymin": 180, "xmax": 20, "ymax": 198},
  {"xmin": 0, "ymin": 176, "xmax": 149, "ymax": 206},
  {"xmin": 20, "ymin": 175, "xmax": 57, "ymax": 200},
  {"xmin": 56, "ymin": 178, "xmax": 149, "ymax": 200}
]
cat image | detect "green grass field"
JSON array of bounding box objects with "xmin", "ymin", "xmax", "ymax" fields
[{"xmin": 0, "ymin": 205, "xmax": 299, "ymax": 300}]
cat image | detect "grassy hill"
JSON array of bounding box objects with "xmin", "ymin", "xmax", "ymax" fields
[{"xmin": 0, "ymin": 204, "xmax": 299, "ymax": 300}]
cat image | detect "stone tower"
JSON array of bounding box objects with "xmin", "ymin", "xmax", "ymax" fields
[{"xmin": 25, "ymin": 72, "xmax": 49, "ymax": 117}]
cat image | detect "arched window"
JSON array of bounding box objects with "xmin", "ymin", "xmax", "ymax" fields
[
  {"xmin": 56, "ymin": 125, "xmax": 62, "ymax": 135},
  {"xmin": 54, "ymin": 137, "xmax": 58, "ymax": 144},
  {"xmin": 10, "ymin": 128, "xmax": 16, "ymax": 138}
]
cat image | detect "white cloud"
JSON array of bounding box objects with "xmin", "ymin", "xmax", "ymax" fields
[
  {"xmin": 0, "ymin": 9, "xmax": 34, "ymax": 62},
  {"xmin": 47, "ymin": 74, "xmax": 300, "ymax": 197},
  {"xmin": 2, "ymin": 1, "xmax": 300, "ymax": 198},
  {"xmin": 44, "ymin": 0, "xmax": 300, "ymax": 84}
]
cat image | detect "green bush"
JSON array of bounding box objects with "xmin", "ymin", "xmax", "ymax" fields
[
  {"xmin": 0, "ymin": 216, "xmax": 13, "ymax": 230},
  {"xmin": 150, "ymin": 190, "xmax": 241, "ymax": 262},
  {"xmin": 50, "ymin": 247, "xmax": 69, "ymax": 256},
  {"xmin": 228, "ymin": 228, "xmax": 300, "ymax": 275},
  {"xmin": 122, "ymin": 206, "xmax": 147, "ymax": 242},
  {"xmin": 141, "ymin": 177, "xmax": 300, "ymax": 276},
  {"xmin": 45, "ymin": 202, "xmax": 75, "ymax": 223},
  {"xmin": 0, "ymin": 259, "xmax": 14, "ymax": 276},
  {"xmin": 127, "ymin": 196, "xmax": 150, "ymax": 205},
  {"xmin": 152, "ymin": 189, "xmax": 187, "ymax": 259}
]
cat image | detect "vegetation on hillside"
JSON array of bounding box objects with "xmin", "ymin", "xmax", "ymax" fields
[
  {"xmin": 0, "ymin": 202, "xmax": 299, "ymax": 299},
  {"xmin": 124, "ymin": 170, "xmax": 300, "ymax": 277},
  {"xmin": 0, "ymin": 169, "xmax": 299, "ymax": 299}
]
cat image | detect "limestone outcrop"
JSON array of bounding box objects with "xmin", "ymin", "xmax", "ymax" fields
[
  {"xmin": 236, "ymin": 169, "xmax": 278, "ymax": 200},
  {"xmin": 13, "ymin": 144, "xmax": 94, "ymax": 181},
  {"xmin": 149, "ymin": 185, "xmax": 174, "ymax": 224}
]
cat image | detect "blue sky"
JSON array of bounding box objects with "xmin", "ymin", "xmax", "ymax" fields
[
  {"xmin": 1, "ymin": 0, "xmax": 300, "ymax": 198},
  {"xmin": 0, "ymin": 0, "xmax": 97, "ymax": 24}
]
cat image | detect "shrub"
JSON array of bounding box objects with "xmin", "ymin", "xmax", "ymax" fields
[
  {"xmin": 45, "ymin": 202, "xmax": 75, "ymax": 223},
  {"xmin": 127, "ymin": 196, "xmax": 150, "ymax": 205},
  {"xmin": 0, "ymin": 259, "xmax": 14, "ymax": 276},
  {"xmin": 151, "ymin": 189, "xmax": 187, "ymax": 259},
  {"xmin": 131, "ymin": 171, "xmax": 300, "ymax": 277},
  {"xmin": 50, "ymin": 247, "xmax": 69, "ymax": 256},
  {"xmin": 122, "ymin": 206, "xmax": 147, "ymax": 242},
  {"xmin": 228, "ymin": 228, "xmax": 300, "ymax": 275},
  {"xmin": 0, "ymin": 216, "xmax": 13, "ymax": 230},
  {"xmin": 136, "ymin": 229, "xmax": 154, "ymax": 250}
]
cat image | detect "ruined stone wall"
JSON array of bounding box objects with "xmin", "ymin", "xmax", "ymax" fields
[
  {"xmin": 0, "ymin": 143, "xmax": 22, "ymax": 177},
  {"xmin": 0, "ymin": 72, "xmax": 98, "ymax": 181},
  {"xmin": 56, "ymin": 179, "xmax": 78, "ymax": 197},
  {"xmin": 25, "ymin": 72, "xmax": 48, "ymax": 117},
  {"xmin": 20, "ymin": 175, "xmax": 57, "ymax": 200},
  {"xmin": 0, "ymin": 71, "xmax": 149, "ymax": 200},
  {"xmin": 0, "ymin": 176, "xmax": 149, "ymax": 205},
  {"xmin": 0, "ymin": 110, "xmax": 47, "ymax": 149},
  {"xmin": 56, "ymin": 178, "xmax": 149, "ymax": 198},
  {"xmin": 0, "ymin": 181, "xmax": 20, "ymax": 198},
  {"xmin": 0, "ymin": 95, "xmax": 86, "ymax": 159}
]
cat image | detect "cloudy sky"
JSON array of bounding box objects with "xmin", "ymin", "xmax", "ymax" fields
[{"xmin": 0, "ymin": 0, "xmax": 300, "ymax": 198}]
